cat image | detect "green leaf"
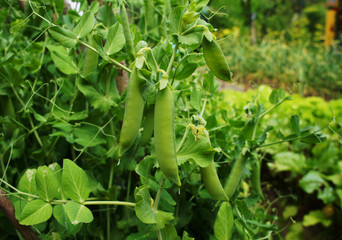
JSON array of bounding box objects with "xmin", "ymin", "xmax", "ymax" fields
[
  {"xmin": 89, "ymin": 1, "xmax": 100, "ymax": 14},
  {"xmin": 161, "ymin": 224, "xmax": 181, "ymax": 240},
  {"xmin": 168, "ymin": 6, "xmax": 185, "ymax": 35},
  {"xmin": 73, "ymin": 124, "xmax": 107, "ymax": 148},
  {"xmin": 64, "ymin": 202, "xmax": 94, "ymax": 224},
  {"xmin": 134, "ymin": 185, "xmax": 174, "ymax": 229},
  {"xmin": 36, "ymin": 166, "xmax": 59, "ymax": 201},
  {"xmin": 178, "ymin": 30, "xmax": 203, "ymax": 46},
  {"xmin": 299, "ymin": 171, "xmax": 325, "ymax": 194},
  {"xmin": 269, "ymin": 152, "xmax": 306, "ymax": 174},
  {"xmin": 269, "ymin": 89, "xmax": 279, "ymax": 104},
  {"xmin": 190, "ymin": 85, "xmax": 202, "ymax": 111},
  {"xmin": 73, "ymin": 11, "xmax": 95, "ymax": 38},
  {"xmin": 290, "ymin": 115, "xmax": 301, "ymax": 136},
  {"xmin": 92, "ymin": 34, "xmax": 107, "ymax": 59},
  {"xmin": 18, "ymin": 169, "xmax": 37, "ymax": 200},
  {"xmin": 135, "ymin": 155, "xmax": 156, "ymax": 185},
  {"xmin": 76, "ymin": 77, "xmax": 117, "ymax": 112},
  {"xmin": 336, "ymin": 189, "xmax": 342, "ymax": 208},
  {"xmin": 62, "ymin": 159, "xmax": 91, "ymax": 202},
  {"xmin": 104, "ymin": 23, "xmax": 126, "ymax": 55},
  {"xmin": 50, "ymin": 50, "xmax": 79, "ymax": 75},
  {"xmin": 214, "ymin": 202, "xmax": 234, "ymax": 240},
  {"xmin": 97, "ymin": 5, "xmax": 116, "ymax": 28},
  {"xmin": 177, "ymin": 130, "xmax": 217, "ymax": 167},
  {"xmin": 53, "ymin": 205, "xmax": 82, "ymax": 234},
  {"xmin": 182, "ymin": 231, "xmax": 195, "ymax": 240},
  {"xmin": 19, "ymin": 200, "xmax": 52, "ymax": 226},
  {"xmin": 303, "ymin": 210, "xmax": 331, "ymax": 227},
  {"xmin": 49, "ymin": 26, "xmax": 77, "ymax": 48},
  {"xmin": 300, "ymin": 132, "xmax": 327, "ymax": 144}
]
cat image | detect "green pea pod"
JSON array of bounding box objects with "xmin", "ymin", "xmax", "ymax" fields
[
  {"xmin": 82, "ymin": 38, "xmax": 98, "ymax": 77},
  {"xmin": 118, "ymin": 67, "xmax": 145, "ymax": 157},
  {"xmin": 154, "ymin": 87, "xmax": 181, "ymax": 186},
  {"xmin": 251, "ymin": 160, "xmax": 264, "ymax": 199},
  {"xmin": 224, "ymin": 153, "xmax": 248, "ymax": 198},
  {"xmin": 202, "ymin": 37, "xmax": 232, "ymax": 82},
  {"xmin": 140, "ymin": 104, "xmax": 154, "ymax": 146},
  {"xmin": 120, "ymin": 3, "xmax": 135, "ymax": 62},
  {"xmin": 200, "ymin": 161, "xmax": 229, "ymax": 201}
]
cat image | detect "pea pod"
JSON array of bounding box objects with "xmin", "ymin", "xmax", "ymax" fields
[
  {"xmin": 82, "ymin": 38, "xmax": 98, "ymax": 77},
  {"xmin": 200, "ymin": 161, "xmax": 229, "ymax": 201},
  {"xmin": 140, "ymin": 104, "xmax": 154, "ymax": 146},
  {"xmin": 251, "ymin": 159, "xmax": 264, "ymax": 199},
  {"xmin": 224, "ymin": 153, "xmax": 248, "ymax": 198},
  {"xmin": 202, "ymin": 37, "xmax": 232, "ymax": 82},
  {"xmin": 120, "ymin": 3, "xmax": 135, "ymax": 62},
  {"xmin": 154, "ymin": 87, "xmax": 181, "ymax": 186},
  {"xmin": 118, "ymin": 67, "xmax": 145, "ymax": 157}
]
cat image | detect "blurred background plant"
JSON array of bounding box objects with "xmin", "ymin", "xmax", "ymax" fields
[{"xmin": 206, "ymin": 0, "xmax": 342, "ymax": 99}]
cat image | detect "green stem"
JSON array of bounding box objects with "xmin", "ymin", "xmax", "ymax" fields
[
  {"xmin": 176, "ymin": 124, "xmax": 190, "ymax": 153},
  {"xmin": 153, "ymin": 177, "xmax": 165, "ymax": 211},
  {"xmin": 166, "ymin": 44, "xmax": 178, "ymax": 76},
  {"xmin": 153, "ymin": 177, "xmax": 165, "ymax": 240},
  {"xmin": 208, "ymin": 123, "xmax": 229, "ymax": 132},
  {"xmin": 51, "ymin": 200, "xmax": 136, "ymax": 207}
]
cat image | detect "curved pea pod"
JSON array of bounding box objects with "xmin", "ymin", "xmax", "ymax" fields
[
  {"xmin": 118, "ymin": 67, "xmax": 145, "ymax": 158},
  {"xmin": 200, "ymin": 161, "xmax": 229, "ymax": 201},
  {"xmin": 202, "ymin": 37, "xmax": 232, "ymax": 82},
  {"xmin": 154, "ymin": 87, "xmax": 181, "ymax": 186},
  {"xmin": 224, "ymin": 153, "xmax": 248, "ymax": 199},
  {"xmin": 140, "ymin": 104, "xmax": 154, "ymax": 146},
  {"xmin": 120, "ymin": 3, "xmax": 135, "ymax": 62}
]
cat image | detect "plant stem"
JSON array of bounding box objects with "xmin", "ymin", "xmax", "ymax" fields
[
  {"xmin": 153, "ymin": 177, "xmax": 165, "ymax": 240},
  {"xmin": 153, "ymin": 177, "xmax": 165, "ymax": 211},
  {"xmin": 166, "ymin": 44, "xmax": 178, "ymax": 76},
  {"xmin": 176, "ymin": 124, "xmax": 190, "ymax": 153}
]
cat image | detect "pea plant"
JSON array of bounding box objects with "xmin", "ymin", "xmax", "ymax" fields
[{"xmin": 0, "ymin": 0, "xmax": 327, "ymax": 239}]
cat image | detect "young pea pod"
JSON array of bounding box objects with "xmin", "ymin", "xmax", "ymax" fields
[
  {"xmin": 200, "ymin": 161, "xmax": 229, "ymax": 201},
  {"xmin": 118, "ymin": 67, "xmax": 145, "ymax": 157},
  {"xmin": 251, "ymin": 160, "xmax": 264, "ymax": 199},
  {"xmin": 120, "ymin": 3, "xmax": 136, "ymax": 62},
  {"xmin": 140, "ymin": 104, "xmax": 154, "ymax": 146},
  {"xmin": 154, "ymin": 87, "xmax": 181, "ymax": 186},
  {"xmin": 82, "ymin": 38, "xmax": 98, "ymax": 77},
  {"xmin": 202, "ymin": 37, "xmax": 232, "ymax": 82},
  {"xmin": 224, "ymin": 153, "xmax": 248, "ymax": 198}
]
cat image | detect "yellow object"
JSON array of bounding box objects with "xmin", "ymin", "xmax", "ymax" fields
[{"xmin": 324, "ymin": 9, "xmax": 337, "ymax": 46}]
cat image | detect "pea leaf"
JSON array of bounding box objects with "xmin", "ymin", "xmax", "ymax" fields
[
  {"xmin": 168, "ymin": 6, "xmax": 186, "ymax": 35},
  {"xmin": 134, "ymin": 185, "xmax": 174, "ymax": 230},
  {"xmin": 177, "ymin": 130, "xmax": 217, "ymax": 167},
  {"xmin": 290, "ymin": 115, "xmax": 301, "ymax": 136},
  {"xmin": 104, "ymin": 23, "xmax": 126, "ymax": 55},
  {"xmin": 53, "ymin": 205, "xmax": 82, "ymax": 234},
  {"xmin": 214, "ymin": 202, "xmax": 234, "ymax": 240},
  {"xmin": 49, "ymin": 49, "xmax": 79, "ymax": 75},
  {"xmin": 19, "ymin": 200, "xmax": 52, "ymax": 226},
  {"xmin": 299, "ymin": 171, "xmax": 325, "ymax": 194},
  {"xmin": 35, "ymin": 166, "xmax": 59, "ymax": 202},
  {"xmin": 18, "ymin": 169, "xmax": 37, "ymax": 201},
  {"xmin": 300, "ymin": 132, "xmax": 327, "ymax": 144},
  {"xmin": 64, "ymin": 202, "xmax": 94, "ymax": 225},
  {"xmin": 49, "ymin": 26, "xmax": 77, "ymax": 48},
  {"xmin": 97, "ymin": 5, "xmax": 116, "ymax": 28},
  {"xmin": 73, "ymin": 11, "xmax": 95, "ymax": 38},
  {"xmin": 76, "ymin": 77, "xmax": 117, "ymax": 112},
  {"xmin": 161, "ymin": 224, "xmax": 181, "ymax": 240},
  {"xmin": 303, "ymin": 210, "xmax": 331, "ymax": 227},
  {"xmin": 62, "ymin": 159, "xmax": 91, "ymax": 203}
]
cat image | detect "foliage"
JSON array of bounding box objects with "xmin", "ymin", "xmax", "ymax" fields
[
  {"xmin": 223, "ymin": 86, "xmax": 342, "ymax": 239},
  {"xmin": 0, "ymin": 1, "xmax": 336, "ymax": 240},
  {"xmin": 219, "ymin": 32, "xmax": 342, "ymax": 98}
]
